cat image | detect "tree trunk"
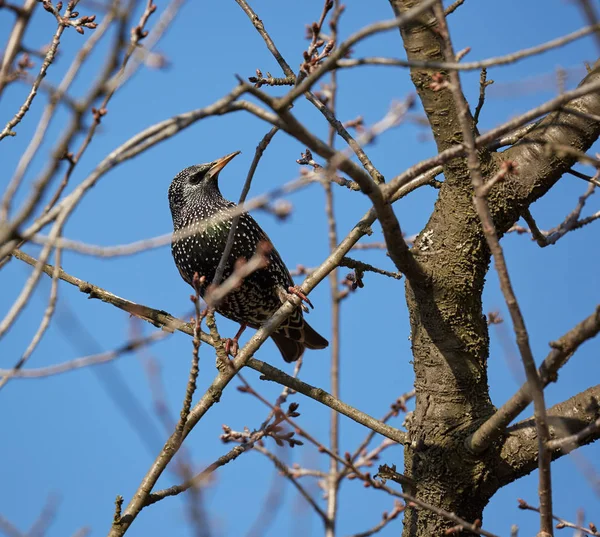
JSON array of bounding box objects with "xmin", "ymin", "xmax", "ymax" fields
[{"xmin": 387, "ymin": 1, "xmax": 600, "ymax": 535}]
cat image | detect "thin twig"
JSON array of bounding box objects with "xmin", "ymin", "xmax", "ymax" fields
[
  {"xmin": 473, "ymin": 68, "xmax": 492, "ymax": 125},
  {"xmin": 444, "ymin": 0, "xmax": 464, "ymax": 15},
  {"xmin": 27, "ymin": 493, "xmax": 60, "ymax": 537},
  {"xmin": 576, "ymin": 0, "xmax": 600, "ymax": 52},
  {"xmin": 0, "ymin": 0, "xmax": 129, "ymax": 223},
  {"xmin": 343, "ymin": 501, "xmax": 404, "ymax": 537},
  {"xmin": 349, "ymin": 391, "xmax": 415, "ymax": 468},
  {"xmin": 521, "ymin": 181, "xmax": 597, "ymax": 247},
  {"xmin": 322, "ymin": 3, "xmax": 342, "ymax": 532},
  {"xmin": 0, "ymin": 1, "xmax": 81, "ymax": 140},
  {"xmin": 233, "ymin": 0, "xmax": 295, "ymax": 78},
  {"xmin": 0, "ymin": 214, "xmax": 66, "ymax": 340},
  {"xmin": 336, "ymin": 24, "xmax": 600, "ymax": 74},
  {"xmin": 339, "ymin": 257, "xmax": 402, "ymax": 280},
  {"xmin": 0, "ymin": 514, "xmax": 26, "ymax": 537},
  {"xmin": 251, "ymin": 445, "xmax": 328, "ymax": 522},
  {"xmin": 11, "ymin": 248, "xmax": 209, "ymax": 340},
  {"xmin": 176, "ymin": 275, "xmax": 203, "ymax": 433},
  {"xmin": 0, "ymin": 0, "xmax": 36, "ymax": 96},
  {"xmin": 0, "ymin": 332, "xmax": 168, "ymax": 379},
  {"xmin": 566, "ymin": 168, "xmax": 600, "ymax": 186},
  {"xmin": 205, "ymin": 245, "xmax": 270, "ymax": 309},
  {"xmin": 144, "ymin": 432, "xmax": 267, "ymax": 506},
  {"xmin": 546, "ymin": 416, "xmax": 600, "ymax": 452},
  {"xmin": 385, "ymin": 75, "xmax": 600, "ymax": 199},
  {"xmin": 212, "ymin": 126, "xmax": 279, "ymax": 288},
  {"xmin": 517, "ymin": 500, "xmax": 600, "ymax": 537},
  {"xmin": 246, "ymin": 357, "xmax": 406, "ymax": 444},
  {"xmin": 0, "ymin": 245, "xmax": 62, "ymax": 389}
]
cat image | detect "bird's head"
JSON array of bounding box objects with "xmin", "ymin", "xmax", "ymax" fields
[{"xmin": 168, "ymin": 151, "xmax": 240, "ymax": 225}]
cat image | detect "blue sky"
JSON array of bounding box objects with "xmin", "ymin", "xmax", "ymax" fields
[{"xmin": 1, "ymin": 1, "xmax": 599, "ymax": 536}]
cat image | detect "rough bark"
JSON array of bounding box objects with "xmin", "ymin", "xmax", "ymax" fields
[
  {"xmin": 492, "ymin": 61, "xmax": 600, "ymax": 233},
  {"xmin": 386, "ymin": 1, "xmax": 600, "ymax": 536},
  {"xmin": 497, "ymin": 385, "xmax": 600, "ymax": 488},
  {"xmin": 388, "ymin": 2, "xmax": 497, "ymax": 535}
]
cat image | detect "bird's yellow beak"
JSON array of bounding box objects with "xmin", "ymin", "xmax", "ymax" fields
[{"xmin": 209, "ymin": 151, "xmax": 241, "ymax": 175}]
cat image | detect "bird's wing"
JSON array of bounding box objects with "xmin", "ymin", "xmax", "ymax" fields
[{"xmin": 238, "ymin": 212, "xmax": 295, "ymax": 287}]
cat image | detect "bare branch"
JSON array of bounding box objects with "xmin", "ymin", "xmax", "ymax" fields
[
  {"xmin": 546, "ymin": 415, "xmax": 600, "ymax": 452},
  {"xmin": 176, "ymin": 275, "xmax": 203, "ymax": 433},
  {"xmin": 277, "ymin": 0, "xmax": 462, "ymax": 111},
  {"xmin": 206, "ymin": 243, "xmax": 271, "ymax": 309},
  {"xmin": 336, "ymin": 24, "xmax": 600, "ymax": 73},
  {"xmin": 473, "ymin": 67, "xmax": 492, "ymax": 125},
  {"xmin": 338, "ymin": 257, "xmax": 402, "ymax": 280},
  {"xmin": 576, "ymin": 0, "xmax": 600, "ymax": 53},
  {"xmin": 0, "ymin": 84, "xmax": 249, "ymax": 259},
  {"xmin": 0, "ymin": 215, "xmax": 66, "ymax": 340},
  {"xmin": 11, "ymin": 248, "xmax": 205, "ymax": 340},
  {"xmin": 343, "ymin": 500, "xmax": 404, "ymax": 537},
  {"xmin": 385, "ymin": 68, "xmax": 600, "ymax": 201},
  {"xmin": 0, "ymin": 0, "xmax": 85, "ymax": 141},
  {"xmin": 518, "ymin": 499, "xmax": 600, "ymax": 537},
  {"xmin": 246, "ymin": 357, "xmax": 407, "ymax": 444},
  {"xmin": 468, "ymin": 305, "xmax": 600, "ymax": 452},
  {"xmin": 0, "ymin": 0, "xmax": 36, "ymax": 96},
  {"xmin": 0, "ymin": 245, "xmax": 62, "ymax": 389},
  {"xmin": 233, "ymin": 0, "xmax": 295, "ymax": 78},
  {"xmin": 252, "ymin": 444, "xmax": 328, "ymax": 521},
  {"xmin": 0, "ymin": 332, "xmax": 168, "ymax": 379},
  {"xmin": 444, "ymin": 0, "xmax": 464, "ymax": 16},
  {"xmin": 521, "ymin": 181, "xmax": 598, "ymax": 247},
  {"xmin": 499, "ymin": 385, "xmax": 600, "ymax": 486},
  {"xmin": 212, "ymin": 126, "xmax": 279, "ymax": 288},
  {"xmin": 0, "ymin": 514, "xmax": 26, "ymax": 537}
]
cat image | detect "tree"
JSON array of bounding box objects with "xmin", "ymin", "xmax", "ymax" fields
[{"xmin": 1, "ymin": 1, "xmax": 599, "ymax": 536}]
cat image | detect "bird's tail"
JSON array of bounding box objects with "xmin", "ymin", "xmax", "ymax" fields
[
  {"xmin": 271, "ymin": 334, "xmax": 305, "ymax": 363},
  {"xmin": 272, "ymin": 315, "xmax": 329, "ymax": 363},
  {"xmin": 302, "ymin": 320, "xmax": 329, "ymax": 350}
]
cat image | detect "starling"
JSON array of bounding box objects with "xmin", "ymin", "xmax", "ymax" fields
[{"xmin": 168, "ymin": 151, "xmax": 329, "ymax": 362}]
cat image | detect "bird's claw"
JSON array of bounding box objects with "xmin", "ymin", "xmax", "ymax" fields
[{"xmin": 288, "ymin": 286, "xmax": 313, "ymax": 312}]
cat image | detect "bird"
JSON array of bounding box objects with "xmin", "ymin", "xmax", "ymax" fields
[{"xmin": 168, "ymin": 151, "xmax": 329, "ymax": 362}]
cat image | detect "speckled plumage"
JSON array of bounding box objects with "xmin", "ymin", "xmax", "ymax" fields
[{"xmin": 168, "ymin": 153, "xmax": 328, "ymax": 362}]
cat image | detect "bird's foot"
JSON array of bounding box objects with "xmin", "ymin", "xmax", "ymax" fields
[
  {"xmin": 224, "ymin": 323, "xmax": 247, "ymax": 357},
  {"xmin": 224, "ymin": 338, "xmax": 239, "ymax": 357},
  {"xmin": 287, "ymin": 285, "xmax": 314, "ymax": 313}
]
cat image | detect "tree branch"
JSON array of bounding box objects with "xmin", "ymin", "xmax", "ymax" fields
[
  {"xmin": 336, "ymin": 24, "xmax": 600, "ymax": 73},
  {"xmin": 492, "ymin": 60, "xmax": 600, "ymax": 233},
  {"xmin": 12, "ymin": 248, "xmax": 406, "ymax": 444},
  {"xmin": 246, "ymin": 357, "xmax": 407, "ymax": 444},
  {"xmin": 467, "ymin": 305, "xmax": 600, "ymax": 453},
  {"xmin": 498, "ymin": 385, "xmax": 600, "ymax": 487},
  {"xmin": 11, "ymin": 249, "xmax": 204, "ymax": 340}
]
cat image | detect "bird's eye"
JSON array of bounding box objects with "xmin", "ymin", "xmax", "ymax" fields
[{"xmin": 188, "ymin": 170, "xmax": 207, "ymax": 185}]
